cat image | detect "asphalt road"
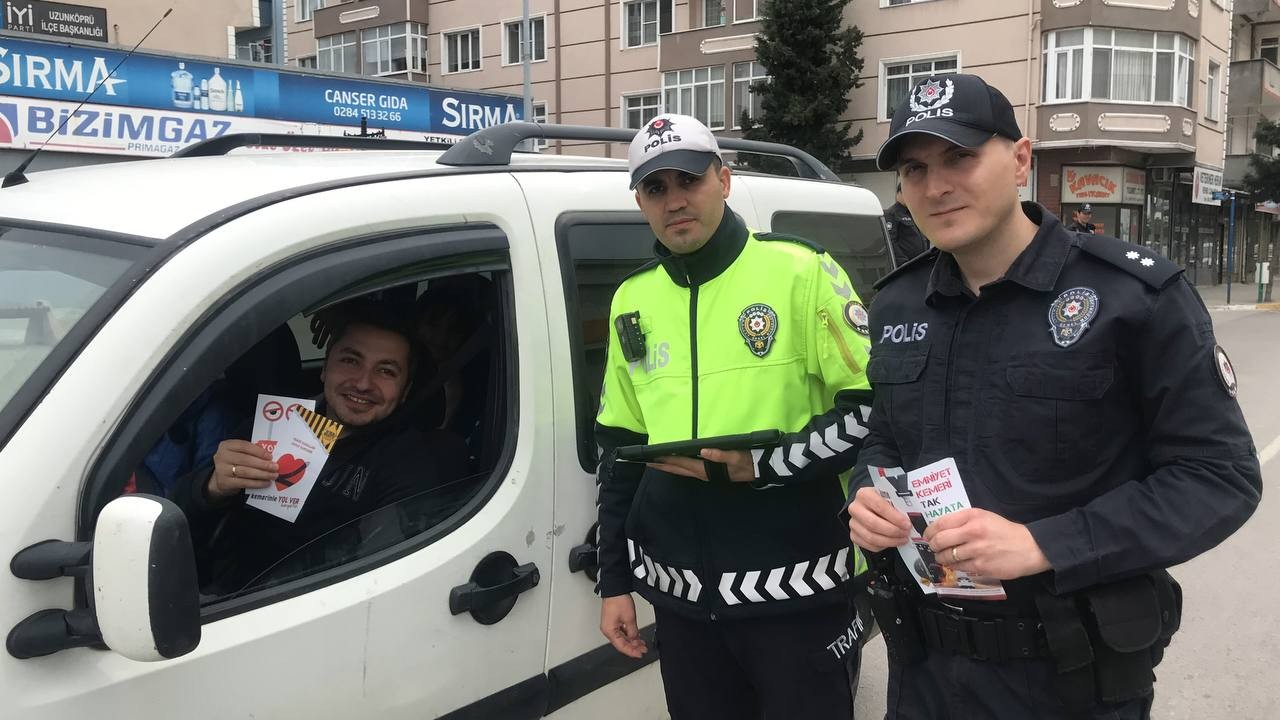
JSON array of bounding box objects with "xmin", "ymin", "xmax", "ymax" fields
[{"xmin": 852, "ymin": 307, "xmax": 1280, "ymax": 719}]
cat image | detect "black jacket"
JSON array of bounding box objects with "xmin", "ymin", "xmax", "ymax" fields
[
  {"xmin": 884, "ymin": 202, "xmax": 929, "ymax": 266},
  {"xmin": 175, "ymin": 404, "xmax": 468, "ymax": 594},
  {"xmin": 852, "ymin": 203, "xmax": 1261, "ymax": 607},
  {"xmin": 1065, "ymin": 220, "xmax": 1096, "ymax": 234}
]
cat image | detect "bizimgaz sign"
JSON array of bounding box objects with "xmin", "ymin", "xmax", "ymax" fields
[{"xmin": 3, "ymin": 1, "xmax": 107, "ymax": 42}]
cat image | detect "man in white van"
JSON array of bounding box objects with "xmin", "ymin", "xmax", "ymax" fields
[
  {"xmin": 174, "ymin": 300, "xmax": 467, "ymax": 593},
  {"xmin": 595, "ymin": 114, "xmax": 875, "ymax": 718}
]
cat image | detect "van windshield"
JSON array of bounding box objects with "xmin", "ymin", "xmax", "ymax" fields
[{"xmin": 0, "ymin": 227, "xmax": 146, "ymax": 415}]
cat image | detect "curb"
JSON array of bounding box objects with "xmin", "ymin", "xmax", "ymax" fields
[{"xmin": 1207, "ymin": 302, "xmax": 1280, "ymax": 312}]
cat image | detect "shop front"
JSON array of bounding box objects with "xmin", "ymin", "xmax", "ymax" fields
[
  {"xmin": 0, "ymin": 32, "xmax": 524, "ymax": 167},
  {"xmin": 1061, "ymin": 164, "xmax": 1146, "ymax": 243}
]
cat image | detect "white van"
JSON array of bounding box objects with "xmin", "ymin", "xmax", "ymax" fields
[{"xmin": 0, "ymin": 124, "xmax": 891, "ymax": 719}]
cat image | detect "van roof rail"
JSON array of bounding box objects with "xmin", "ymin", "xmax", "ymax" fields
[
  {"xmin": 436, "ymin": 122, "xmax": 842, "ymax": 182},
  {"xmin": 172, "ymin": 133, "xmax": 455, "ymax": 158}
]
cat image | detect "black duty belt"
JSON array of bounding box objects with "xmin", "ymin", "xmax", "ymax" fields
[{"xmin": 918, "ymin": 606, "xmax": 1049, "ymax": 662}]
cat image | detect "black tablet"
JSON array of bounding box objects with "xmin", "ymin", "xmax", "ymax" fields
[{"xmin": 615, "ymin": 429, "xmax": 783, "ymax": 463}]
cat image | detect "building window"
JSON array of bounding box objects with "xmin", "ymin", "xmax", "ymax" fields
[
  {"xmin": 297, "ymin": 56, "xmax": 317, "ymax": 69},
  {"xmin": 444, "ymin": 28, "xmax": 482, "ymax": 73},
  {"xmin": 409, "ymin": 24, "xmax": 429, "ymax": 72},
  {"xmin": 624, "ymin": 93, "xmax": 661, "ymax": 129},
  {"xmin": 703, "ymin": 0, "xmax": 725, "ymax": 27},
  {"xmin": 740, "ymin": 0, "xmax": 758, "ymax": 20},
  {"xmin": 317, "ymin": 32, "xmax": 357, "ymax": 74},
  {"xmin": 624, "ymin": 0, "xmax": 672, "ymax": 47},
  {"xmin": 504, "ymin": 16, "xmax": 547, "ymax": 65},
  {"xmin": 361, "ymin": 24, "xmax": 409, "ymax": 75},
  {"xmin": 663, "ymin": 65, "xmax": 726, "ymax": 129},
  {"xmin": 297, "ymin": 0, "xmax": 323, "ymax": 22},
  {"xmin": 1043, "ymin": 28, "xmax": 1195, "ymax": 108},
  {"xmin": 732, "ymin": 61, "xmax": 768, "ymax": 128},
  {"xmin": 881, "ymin": 54, "xmax": 959, "ymax": 120},
  {"xmin": 1206, "ymin": 61, "xmax": 1220, "ymax": 121},
  {"xmin": 1263, "ymin": 38, "xmax": 1279, "ymax": 66},
  {"xmin": 1042, "ymin": 29, "xmax": 1085, "ymax": 101},
  {"xmin": 532, "ymin": 102, "xmax": 548, "ymax": 150},
  {"xmin": 236, "ymin": 38, "xmax": 273, "ymax": 64}
]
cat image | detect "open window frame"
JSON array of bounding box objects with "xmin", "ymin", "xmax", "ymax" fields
[{"xmin": 78, "ymin": 222, "xmax": 519, "ymax": 621}]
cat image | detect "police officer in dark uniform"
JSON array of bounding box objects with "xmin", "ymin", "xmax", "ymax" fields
[
  {"xmin": 846, "ymin": 73, "xmax": 1262, "ymax": 719},
  {"xmin": 885, "ymin": 183, "xmax": 930, "ymax": 265},
  {"xmin": 1066, "ymin": 203, "xmax": 1097, "ymax": 234}
]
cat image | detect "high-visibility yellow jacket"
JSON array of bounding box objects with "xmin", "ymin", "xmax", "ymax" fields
[{"xmin": 596, "ymin": 208, "xmax": 873, "ymax": 619}]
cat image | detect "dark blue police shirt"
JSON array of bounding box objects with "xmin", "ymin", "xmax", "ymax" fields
[{"xmin": 852, "ymin": 203, "xmax": 1261, "ymax": 598}]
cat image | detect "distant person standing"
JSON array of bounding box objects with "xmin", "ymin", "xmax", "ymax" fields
[
  {"xmin": 1066, "ymin": 203, "xmax": 1097, "ymax": 234},
  {"xmin": 883, "ymin": 183, "xmax": 930, "ymax": 266}
]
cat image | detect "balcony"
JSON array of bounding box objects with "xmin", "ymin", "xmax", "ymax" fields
[
  {"xmin": 1230, "ymin": 59, "xmax": 1280, "ymax": 115},
  {"xmin": 657, "ymin": 20, "xmax": 759, "ymax": 73}
]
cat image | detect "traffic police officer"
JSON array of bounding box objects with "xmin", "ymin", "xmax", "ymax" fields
[
  {"xmin": 846, "ymin": 73, "xmax": 1262, "ymax": 718},
  {"xmin": 597, "ymin": 113, "xmax": 875, "ymax": 718}
]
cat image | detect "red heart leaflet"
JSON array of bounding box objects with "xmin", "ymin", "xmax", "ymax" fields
[{"xmin": 275, "ymin": 454, "xmax": 307, "ymax": 491}]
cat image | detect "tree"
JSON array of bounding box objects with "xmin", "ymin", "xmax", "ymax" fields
[
  {"xmin": 738, "ymin": 0, "xmax": 864, "ymax": 175},
  {"xmin": 1243, "ymin": 118, "xmax": 1280, "ymax": 203}
]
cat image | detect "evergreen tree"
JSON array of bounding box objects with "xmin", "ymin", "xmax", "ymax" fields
[
  {"xmin": 1243, "ymin": 118, "xmax": 1280, "ymax": 203},
  {"xmin": 738, "ymin": 0, "xmax": 864, "ymax": 175}
]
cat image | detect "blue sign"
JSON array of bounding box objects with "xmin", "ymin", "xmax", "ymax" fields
[
  {"xmin": 0, "ymin": 34, "xmax": 523, "ymax": 134},
  {"xmin": 1211, "ymin": 190, "xmax": 1229, "ymax": 201}
]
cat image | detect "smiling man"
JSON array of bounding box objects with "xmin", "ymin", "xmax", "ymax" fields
[
  {"xmin": 174, "ymin": 300, "xmax": 466, "ymax": 594},
  {"xmin": 845, "ymin": 73, "xmax": 1261, "ymax": 719},
  {"xmin": 595, "ymin": 114, "xmax": 875, "ymax": 719}
]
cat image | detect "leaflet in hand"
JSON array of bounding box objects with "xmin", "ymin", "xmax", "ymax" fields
[
  {"xmin": 246, "ymin": 394, "xmax": 339, "ymax": 523},
  {"xmin": 868, "ymin": 458, "xmax": 1006, "ymax": 600}
]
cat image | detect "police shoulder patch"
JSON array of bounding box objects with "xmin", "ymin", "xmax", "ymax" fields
[
  {"xmin": 1078, "ymin": 235, "xmax": 1182, "ymax": 289},
  {"xmin": 753, "ymin": 231, "xmax": 825, "ymax": 254},
  {"xmin": 874, "ymin": 246, "xmax": 940, "ymax": 290},
  {"xmin": 1214, "ymin": 344, "xmax": 1238, "ymax": 398},
  {"xmin": 844, "ymin": 301, "xmax": 870, "ymax": 336}
]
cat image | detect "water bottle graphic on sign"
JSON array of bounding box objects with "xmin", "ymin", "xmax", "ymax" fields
[
  {"xmin": 171, "ymin": 62, "xmax": 193, "ymax": 109},
  {"xmin": 208, "ymin": 68, "xmax": 228, "ymax": 112}
]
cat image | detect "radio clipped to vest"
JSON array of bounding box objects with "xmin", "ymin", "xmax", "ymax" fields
[{"xmin": 615, "ymin": 311, "xmax": 646, "ymax": 363}]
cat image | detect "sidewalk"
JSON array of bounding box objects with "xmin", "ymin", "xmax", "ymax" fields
[{"xmin": 1193, "ymin": 282, "xmax": 1280, "ymax": 311}]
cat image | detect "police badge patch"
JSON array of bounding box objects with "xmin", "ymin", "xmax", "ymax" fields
[
  {"xmin": 1214, "ymin": 344, "xmax": 1238, "ymax": 398},
  {"xmin": 844, "ymin": 301, "xmax": 870, "ymax": 337},
  {"xmin": 1048, "ymin": 287, "xmax": 1100, "ymax": 348},
  {"xmin": 739, "ymin": 303, "xmax": 778, "ymax": 357}
]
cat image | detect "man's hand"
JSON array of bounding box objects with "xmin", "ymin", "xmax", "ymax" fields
[
  {"xmin": 923, "ymin": 508, "xmax": 1051, "ymax": 581},
  {"xmin": 600, "ymin": 594, "xmax": 648, "ymax": 658},
  {"xmin": 207, "ymin": 439, "xmax": 278, "ymax": 501},
  {"xmin": 647, "ymin": 449, "xmax": 754, "ymax": 482},
  {"xmin": 847, "ymin": 486, "xmax": 911, "ymax": 551}
]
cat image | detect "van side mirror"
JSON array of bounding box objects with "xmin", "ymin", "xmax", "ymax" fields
[{"xmin": 7, "ymin": 495, "xmax": 201, "ymax": 661}]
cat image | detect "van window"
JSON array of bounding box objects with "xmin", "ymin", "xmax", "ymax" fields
[
  {"xmin": 556, "ymin": 214, "xmax": 655, "ymax": 471},
  {"xmin": 771, "ymin": 211, "xmax": 893, "ymax": 304},
  {"xmin": 85, "ymin": 226, "xmax": 513, "ymax": 612},
  {"xmin": 0, "ymin": 228, "xmax": 145, "ymax": 416}
]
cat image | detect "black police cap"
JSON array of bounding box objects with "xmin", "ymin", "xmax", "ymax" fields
[{"xmin": 876, "ymin": 73, "xmax": 1023, "ymax": 171}]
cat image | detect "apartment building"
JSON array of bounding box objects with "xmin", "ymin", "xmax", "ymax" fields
[
  {"xmin": 59, "ymin": 1, "xmax": 277, "ymax": 62},
  {"xmin": 1225, "ymin": 0, "xmax": 1280, "ymax": 297},
  {"xmin": 274, "ymin": 0, "xmax": 1233, "ymax": 279}
]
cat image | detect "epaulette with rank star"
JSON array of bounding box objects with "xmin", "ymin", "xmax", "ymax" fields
[
  {"xmin": 1078, "ymin": 234, "xmax": 1182, "ymax": 289},
  {"xmin": 754, "ymin": 231, "xmax": 826, "ymax": 254},
  {"xmin": 874, "ymin": 246, "xmax": 940, "ymax": 290}
]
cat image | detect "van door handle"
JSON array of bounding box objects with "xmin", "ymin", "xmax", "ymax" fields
[
  {"xmin": 449, "ymin": 551, "xmax": 540, "ymax": 625},
  {"xmin": 568, "ymin": 523, "xmax": 600, "ymax": 582}
]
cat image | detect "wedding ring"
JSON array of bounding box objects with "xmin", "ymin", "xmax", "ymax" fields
[
  {"xmin": 231, "ymin": 465, "xmax": 238, "ymax": 478},
  {"xmin": 951, "ymin": 547, "xmax": 961, "ymax": 563}
]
